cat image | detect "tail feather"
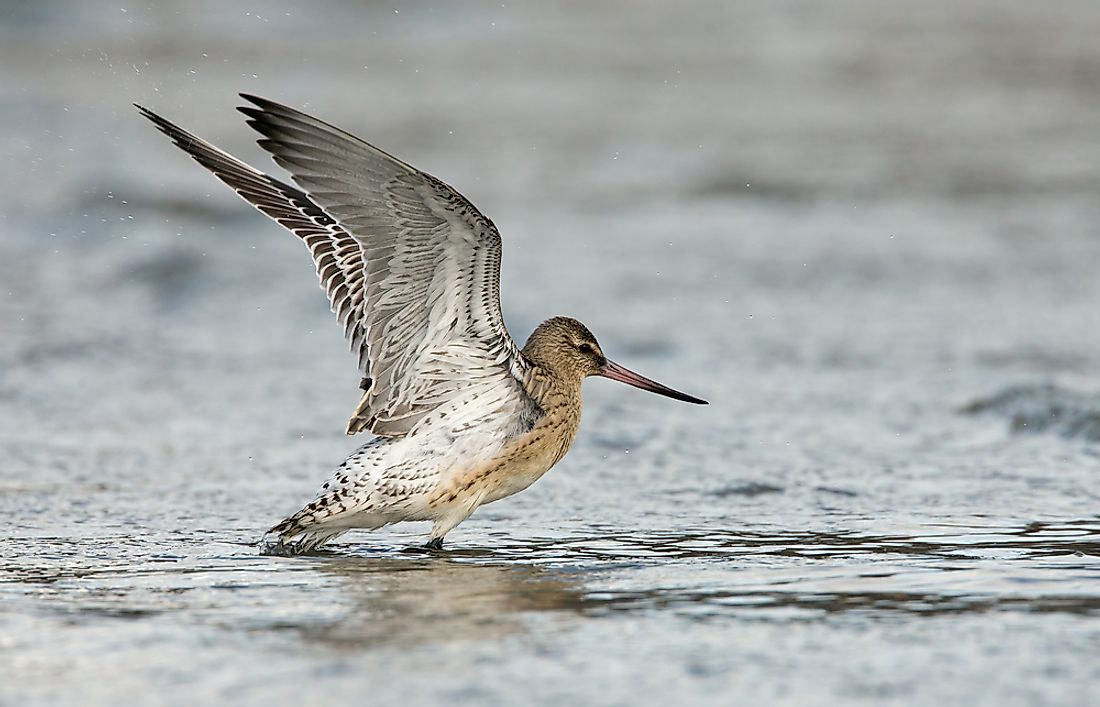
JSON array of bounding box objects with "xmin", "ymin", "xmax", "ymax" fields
[
  {"xmin": 260, "ymin": 525, "xmax": 348, "ymax": 555},
  {"xmin": 260, "ymin": 502, "xmax": 392, "ymax": 555}
]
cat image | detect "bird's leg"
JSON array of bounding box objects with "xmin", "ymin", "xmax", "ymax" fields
[{"xmin": 425, "ymin": 537, "xmax": 445, "ymax": 551}]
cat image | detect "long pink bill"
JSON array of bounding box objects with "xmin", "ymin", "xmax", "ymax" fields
[{"xmin": 599, "ymin": 360, "xmax": 708, "ymax": 405}]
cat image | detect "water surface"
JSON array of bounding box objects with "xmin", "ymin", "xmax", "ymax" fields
[{"xmin": 2, "ymin": 2, "xmax": 1100, "ymax": 705}]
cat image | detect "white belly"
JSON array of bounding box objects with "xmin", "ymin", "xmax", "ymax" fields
[{"xmin": 269, "ymin": 397, "xmax": 573, "ymax": 547}]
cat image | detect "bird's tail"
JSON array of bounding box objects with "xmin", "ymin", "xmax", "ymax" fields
[
  {"xmin": 259, "ymin": 512, "xmax": 347, "ymax": 555},
  {"xmin": 259, "ymin": 499, "xmax": 394, "ymax": 555}
]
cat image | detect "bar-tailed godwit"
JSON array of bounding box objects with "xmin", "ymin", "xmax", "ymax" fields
[{"xmin": 136, "ymin": 95, "xmax": 706, "ymax": 553}]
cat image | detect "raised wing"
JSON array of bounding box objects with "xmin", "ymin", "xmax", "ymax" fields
[
  {"xmin": 137, "ymin": 97, "xmax": 530, "ymax": 438},
  {"xmin": 136, "ymin": 105, "xmax": 371, "ymax": 376}
]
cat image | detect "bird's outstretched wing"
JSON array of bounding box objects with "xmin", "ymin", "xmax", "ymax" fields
[
  {"xmin": 136, "ymin": 105, "xmax": 371, "ymax": 378},
  {"xmin": 137, "ymin": 98, "xmax": 529, "ymax": 437}
]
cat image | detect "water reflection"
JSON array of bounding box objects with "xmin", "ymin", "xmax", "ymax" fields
[
  {"xmin": 293, "ymin": 556, "xmax": 586, "ymax": 647},
  {"xmin": 288, "ymin": 517, "xmax": 1100, "ymax": 641},
  {"xmin": 6, "ymin": 518, "xmax": 1096, "ymax": 652}
]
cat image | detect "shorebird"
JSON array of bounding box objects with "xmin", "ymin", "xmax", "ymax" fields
[{"xmin": 137, "ymin": 95, "xmax": 706, "ymax": 553}]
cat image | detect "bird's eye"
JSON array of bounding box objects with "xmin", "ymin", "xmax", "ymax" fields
[{"xmin": 577, "ymin": 342, "xmax": 594, "ymax": 355}]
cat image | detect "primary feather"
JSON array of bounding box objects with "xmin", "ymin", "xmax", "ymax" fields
[{"xmin": 137, "ymin": 97, "xmax": 531, "ymax": 438}]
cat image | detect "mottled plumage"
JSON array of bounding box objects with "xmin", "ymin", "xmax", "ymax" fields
[{"xmin": 137, "ymin": 95, "xmax": 706, "ymax": 553}]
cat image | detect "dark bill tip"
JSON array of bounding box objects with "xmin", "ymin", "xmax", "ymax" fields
[{"xmin": 598, "ymin": 360, "xmax": 708, "ymax": 405}]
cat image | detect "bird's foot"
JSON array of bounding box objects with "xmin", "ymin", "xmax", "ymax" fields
[{"xmin": 425, "ymin": 537, "xmax": 444, "ymax": 551}]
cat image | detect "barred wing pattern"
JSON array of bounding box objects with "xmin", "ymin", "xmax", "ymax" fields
[
  {"xmin": 136, "ymin": 106, "xmax": 371, "ymax": 375},
  {"xmin": 236, "ymin": 95, "xmax": 529, "ymax": 437},
  {"xmin": 138, "ymin": 97, "xmax": 530, "ymax": 438}
]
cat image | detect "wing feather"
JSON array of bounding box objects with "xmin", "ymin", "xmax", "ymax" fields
[
  {"xmin": 237, "ymin": 95, "xmax": 527, "ymax": 437},
  {"xmin": 135, "ymin": 104, "xmax": 371, "ymax": 375},
  {"xmin": 137, "ymin": 98, "xmax": 531, "ymax": 438}
]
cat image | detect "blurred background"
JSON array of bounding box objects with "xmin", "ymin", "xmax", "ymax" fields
[{"xmin": 2, "ymin": 2, "xmax": 1099, "ymax": 706}]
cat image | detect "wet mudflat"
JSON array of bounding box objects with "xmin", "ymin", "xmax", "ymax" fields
[{"xmin": 2, "ymin": 2, "xmax": 1099, "ymax": 705}]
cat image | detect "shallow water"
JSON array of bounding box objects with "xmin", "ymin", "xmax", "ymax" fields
[{"xmin": 3, "ymin": 1, "xmax": 1100, "ymax": 705}]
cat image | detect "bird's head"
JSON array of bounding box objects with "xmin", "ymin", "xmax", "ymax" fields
[{"xmin": 522, "ymin": 316, "xmax": 707, "ymax": 405}]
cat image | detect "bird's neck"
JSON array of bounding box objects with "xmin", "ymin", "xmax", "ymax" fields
[
  {"xmin": 520, "ymin": 356, "xmax": 583, "ymax": 414},
  {"xmin": 517, "ymin": 360, "xmax": 584, "ymax": 469}
]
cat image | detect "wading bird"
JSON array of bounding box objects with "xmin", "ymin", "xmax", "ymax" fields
[{"xmin": 137, "ymin": 95, "xmax": 706, "ymax": 553}]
